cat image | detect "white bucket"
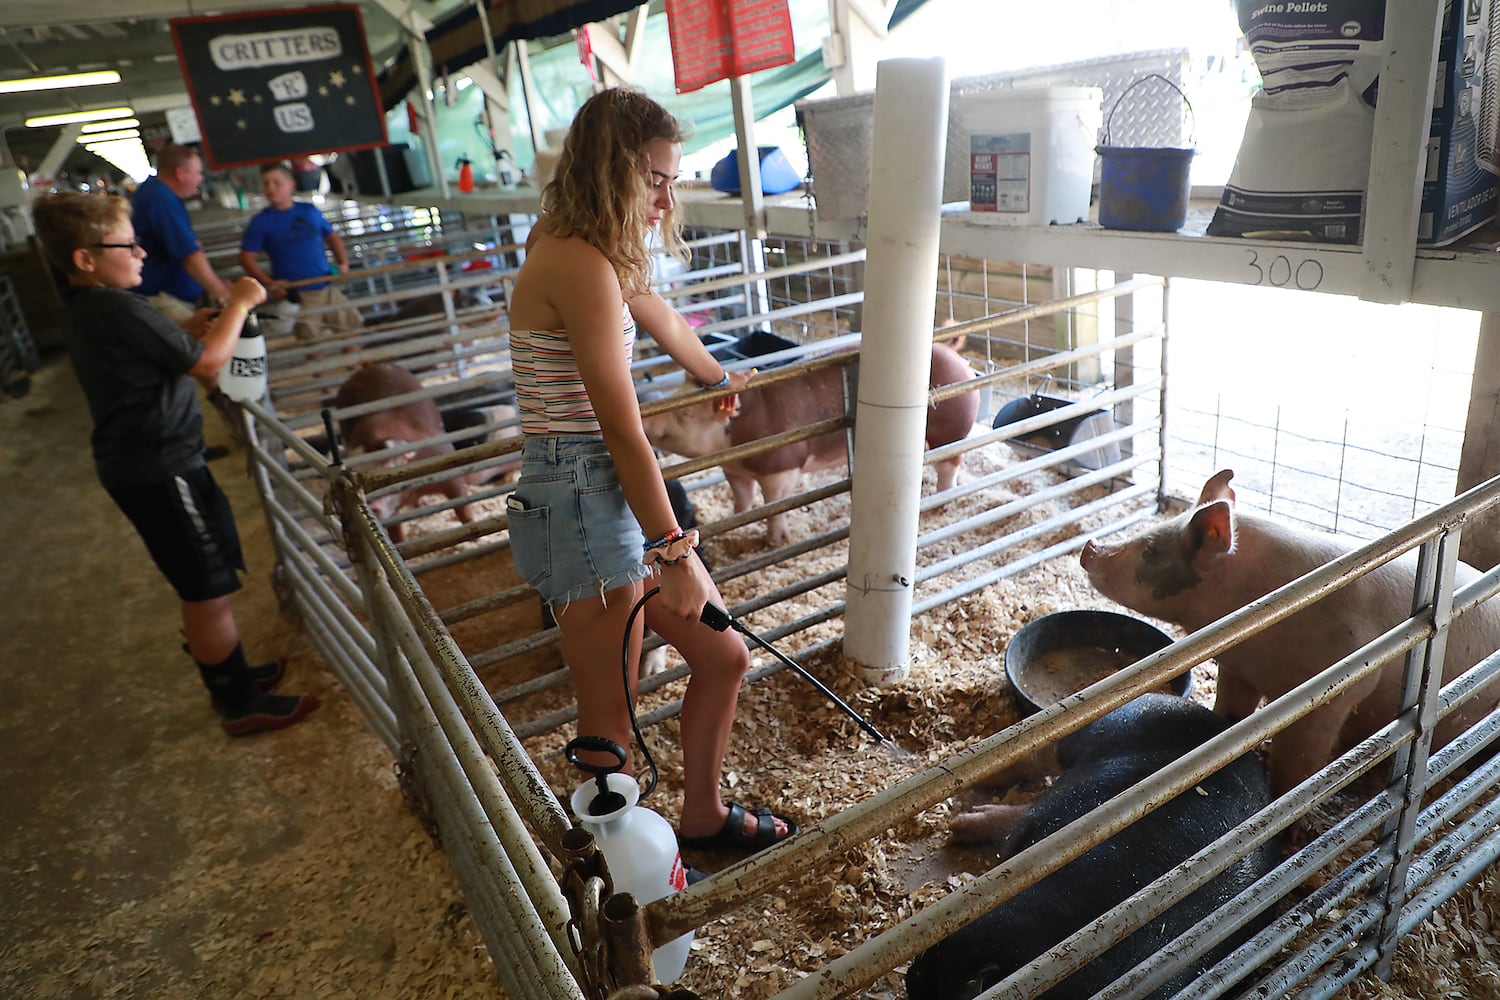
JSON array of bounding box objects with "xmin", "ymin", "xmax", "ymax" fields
[{"xmin": 962, "ymin": 86, "xmax": 1102, "ymax": 226}]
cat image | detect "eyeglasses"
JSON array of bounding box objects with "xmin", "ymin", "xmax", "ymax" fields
[{"xmin": 91, "ymin": 240, "xmax": 142, "ymax": 251}]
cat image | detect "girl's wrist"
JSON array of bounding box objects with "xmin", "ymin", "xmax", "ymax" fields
[
  {"xmin": 643, "ymin": 528, "xmax": 699, "ymax": 567},
  {"xmin": 694, "ymin": 370, "xmax": 730, "ymax": 390},
  {"xmin": 642, "ymin": 526, "xmax": 684, "ymax": 552}
]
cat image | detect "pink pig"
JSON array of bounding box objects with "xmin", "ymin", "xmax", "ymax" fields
[
  {"xmin": 1079, "ymin": 469, "xmax": 1500, "ymax": 794},
  {"xmin": 643, "ymin": 342, "xmax": 978, "ymax": 546},
  {"xmin": 335, "ymin": 363, "xmax": 516, "ymax": 541}
]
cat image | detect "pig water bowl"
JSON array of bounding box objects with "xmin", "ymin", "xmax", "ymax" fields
[
  {"xmin": 1005, "ymin": 610, "xmax": 1191, "ymax": 715},
  {"xmin": 992, "ymin": 393, "xmax": 1122, "ymax": 472}
]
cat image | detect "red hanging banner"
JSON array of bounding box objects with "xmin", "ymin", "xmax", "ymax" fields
[
  {"xmin": 574, "ymin": 25, "xmax": 599, "ymax": 83},
  {"xmin": 663, "ymin": 0, "xmax": 795, "ymax": 95}
]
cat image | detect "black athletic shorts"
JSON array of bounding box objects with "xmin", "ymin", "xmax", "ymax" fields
[{"xmin": 108, "ymin": 466, "xmax": 245, "ymax": 602}]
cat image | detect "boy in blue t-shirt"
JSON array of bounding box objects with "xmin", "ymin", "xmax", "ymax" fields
[{"xmin": 238, "ymin": 162, "xmax": 363, "ymax": 344}]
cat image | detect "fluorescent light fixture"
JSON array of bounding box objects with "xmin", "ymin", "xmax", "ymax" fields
[
  {"xmin": 0, "ymin": 70, "xmax": 120, "ymax": 95},
  {"xmin": 25, "ymin": 106, "xmax": 135, "ymax": 128},
  {"xmin": 83, "ymin": 137, "xmax": 152, "ymax": 183},
  {"xmin": 76, "ymin": 128, "xmax": 140, "ymax": 144},
  {"xmin": 80, "ymin": 117, "xmax": 139, "ymax": 133}
]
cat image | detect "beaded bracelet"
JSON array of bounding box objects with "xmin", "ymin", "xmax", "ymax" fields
[
  {"xmin": 643, "ymin": 528, "xmax": 700, "ymax": 568},
  {"xmin": 696, "ymin": 370, "xmax": 730, "ymax": 390},
  {"xmin": 642, "ymin": 526, "xmax": 684, "ymax": 553}
]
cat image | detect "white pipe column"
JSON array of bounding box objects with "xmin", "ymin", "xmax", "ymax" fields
[{"xmin": 843, "ymin": 57, "xmax": 949, "ymax": 685}]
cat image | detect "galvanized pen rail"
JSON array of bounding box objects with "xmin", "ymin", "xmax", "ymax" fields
[{"xmin": 233, "ymin": 231, "xmax": 1500, "ymax": 999}]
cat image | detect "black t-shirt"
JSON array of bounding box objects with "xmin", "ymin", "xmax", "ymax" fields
[{"xmin": 61, "ymin": 286, "xmax": 207, "ymax": 490}]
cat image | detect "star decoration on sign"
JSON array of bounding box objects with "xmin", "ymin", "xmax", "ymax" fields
[
  {"xmin": 319, "ymin": 85, "xmax": 329, "ymax": 97},
  {"xmin": 237, "ymin": 119, "xmax": 248, "ymax": 130},
  {"xmin": 345, "ymin": 95, "xmax": 355, "ymax": 105},
  {"xmin": 350, "ymin": 64, "xmax": 362, "ymax": 75},
  {"xmin": 328, "ymin": 69, "xmax": 346, "ymax": 88},
  {"xmin": 227, "ymin": 89, "xmax": 247, "ymax": 107},
  {"xmin": 209, "ymin": 94, "xmax": 222, "ymax": 106},
  {"xmin": 252, "ymin": 94, "xmax": 263, "ymax": 104}
]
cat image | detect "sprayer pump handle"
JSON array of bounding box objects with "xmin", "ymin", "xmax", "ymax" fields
[{"xmin": 565, "ymin": 735, "xmax": 628, "ymax": 778}]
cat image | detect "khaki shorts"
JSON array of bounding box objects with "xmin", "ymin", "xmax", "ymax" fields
[
  {"xmin": 292, "ymin": 285, "xmax": 364, "ymax": 343},
  {"xmin": 148, "ymin": 292, "xmax": 197, "ymax": 324}
]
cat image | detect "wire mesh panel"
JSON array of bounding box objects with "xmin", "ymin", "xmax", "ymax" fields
[{"xmin": 1158, "ymin": 277, "xmax": 1480, "ymax": 539}]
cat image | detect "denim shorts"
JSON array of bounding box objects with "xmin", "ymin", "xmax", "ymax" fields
[{"xmin": 507, "ymin": 436, "xmax": 653, "ymax": 606}]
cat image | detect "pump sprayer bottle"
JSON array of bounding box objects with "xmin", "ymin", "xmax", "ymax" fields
[
  {"xmin": 565, "ymin": 736, "xmax": 693, "ymax": 983},
  {"xmin": 456, "ymin": 154, "xmax": 475, "ymax": 193},
  {"xmin": 218, "ymin": 309, "xmax": 267, "ymax": 403}
]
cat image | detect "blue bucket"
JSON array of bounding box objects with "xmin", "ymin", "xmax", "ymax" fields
[
  {"xmin": 1097, "ymin": 145, "xmax": 1196, "ymax": 231},
  {"xmin": 1095, "ymin": 74, "xmax": 1196, "ymax": 232}
]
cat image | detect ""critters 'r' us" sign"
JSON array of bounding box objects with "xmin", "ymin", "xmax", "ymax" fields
[{"xmin": 169, "ymin": 4, "xmax": 386, "ymax": 168}]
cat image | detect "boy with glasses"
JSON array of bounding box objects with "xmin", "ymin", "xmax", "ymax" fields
[{"xmin": 31, "ymin": 192, "xmax": 319, "ymax": 736}]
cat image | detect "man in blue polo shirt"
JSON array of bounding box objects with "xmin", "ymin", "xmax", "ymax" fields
[{"xmin": 132, "ymin": 144, "xmax": 232, "ymax": 322}]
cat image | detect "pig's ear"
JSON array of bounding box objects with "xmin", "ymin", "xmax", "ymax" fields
[
  {"xmin": 1198, "ymin": 469, "xmax": 1237, "ymax": 506},
  {"xmin": 1187, "ymin": 499, "xmax": 1237, "ymax": 558}
]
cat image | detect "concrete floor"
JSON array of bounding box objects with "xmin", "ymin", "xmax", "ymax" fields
[
  {"xmin": 0, "ymin": 354, "xmax": 494, "ymax": 996},
  {"xmin": 0, "ymin": 354, "xmax": 299, "ymax": 986}
]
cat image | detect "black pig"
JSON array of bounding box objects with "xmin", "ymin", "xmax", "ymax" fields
[{"xmin": 906, "ymin": 694, "xmax": 1276, "ymax": 1000}]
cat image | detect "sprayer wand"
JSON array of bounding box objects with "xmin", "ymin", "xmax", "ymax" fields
[
  {"xmin": 699, "ymin": 602, "xmax": 891, "ymax": 745},
  {"xmin": 610, "ymin": 591, "xmax": 894, "ymax": 801}
]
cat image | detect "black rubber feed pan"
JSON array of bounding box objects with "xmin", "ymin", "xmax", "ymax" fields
[
  {"xmin": 992, "ymin": 394, "xmax": 1122, "ymax": 471},
  {"xmin": 1005, "ymin": 610, "xmax": 1191, "ymax": 715}
]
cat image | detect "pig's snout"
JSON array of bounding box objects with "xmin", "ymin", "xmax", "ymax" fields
[{"xmin": 366, "ymin": 493, "xmax": 399, "ymax": 519}]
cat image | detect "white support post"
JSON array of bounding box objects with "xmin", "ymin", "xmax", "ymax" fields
[
  {"xmin": 514, "ymin": 41, "xmax": 543, "ymax": 160},
  {"xmin": 409, "ymin": 32, "xmax": 449, "ymax": 200},
  {"xmin": 729, "ymin": 74, "xmax": 771, "ymax": 317},
  {"xmin": 843, "ymin": 57, "xmax": 949, "ymax": 685},
  {"xmin": 36, "ymin": 124, "xmax": 84, "ymax": 184},
  {"xmin": 1359, "ymin": 0, "xmax": 1443, "ymax": 304},
  {"xmin": 824, "ymin": 0, "xmax": 892, "ymax": 95},
  {"xmin": 469, "ymin": 0, "xmax": 517, "ymax": 171}
]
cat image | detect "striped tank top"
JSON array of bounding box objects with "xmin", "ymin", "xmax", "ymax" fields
[{"xmin": 511, "ymin": 303, "xmax": 636, "ymax": 435}]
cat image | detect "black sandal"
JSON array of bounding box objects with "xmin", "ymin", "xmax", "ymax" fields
[{"xmin": 678, "ymin": 801, "xmax": 799, "ymax": 852}]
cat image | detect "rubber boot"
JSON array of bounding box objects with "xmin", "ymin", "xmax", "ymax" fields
[
  {"xmin": 183, "ymin": 633, "xmax": 286, "ymax": 709},
  {"xmin": 194, "ymin": 644, "xmax": 319, "ymax": 737}
]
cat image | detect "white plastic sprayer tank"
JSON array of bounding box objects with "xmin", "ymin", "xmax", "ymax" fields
[
  {"xmin": 218, "ymin": 312, "xmax": 267, "ymax": 403},
  {"xmin": 570, "ymin": 773, "xmax": 694, "ymax": 982}
]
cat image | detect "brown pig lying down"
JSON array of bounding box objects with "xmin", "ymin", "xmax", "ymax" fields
[{"xmin": 1080, "ymin": 468, "xmax": 1500, "ymax": 794}]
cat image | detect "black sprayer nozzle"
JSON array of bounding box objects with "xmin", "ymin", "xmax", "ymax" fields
[
  {"xmin": 700, "ymin": 602, "xmax": 734, "ymax": 632},
  {"xmin": 320, "ymin": 407, "xmax": 343, "ymax": 466}
]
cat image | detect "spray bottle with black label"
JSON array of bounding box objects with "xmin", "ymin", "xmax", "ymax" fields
[{"xmin": 218, "ymin": 310, "xmax": 267, "ymax": 403}]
